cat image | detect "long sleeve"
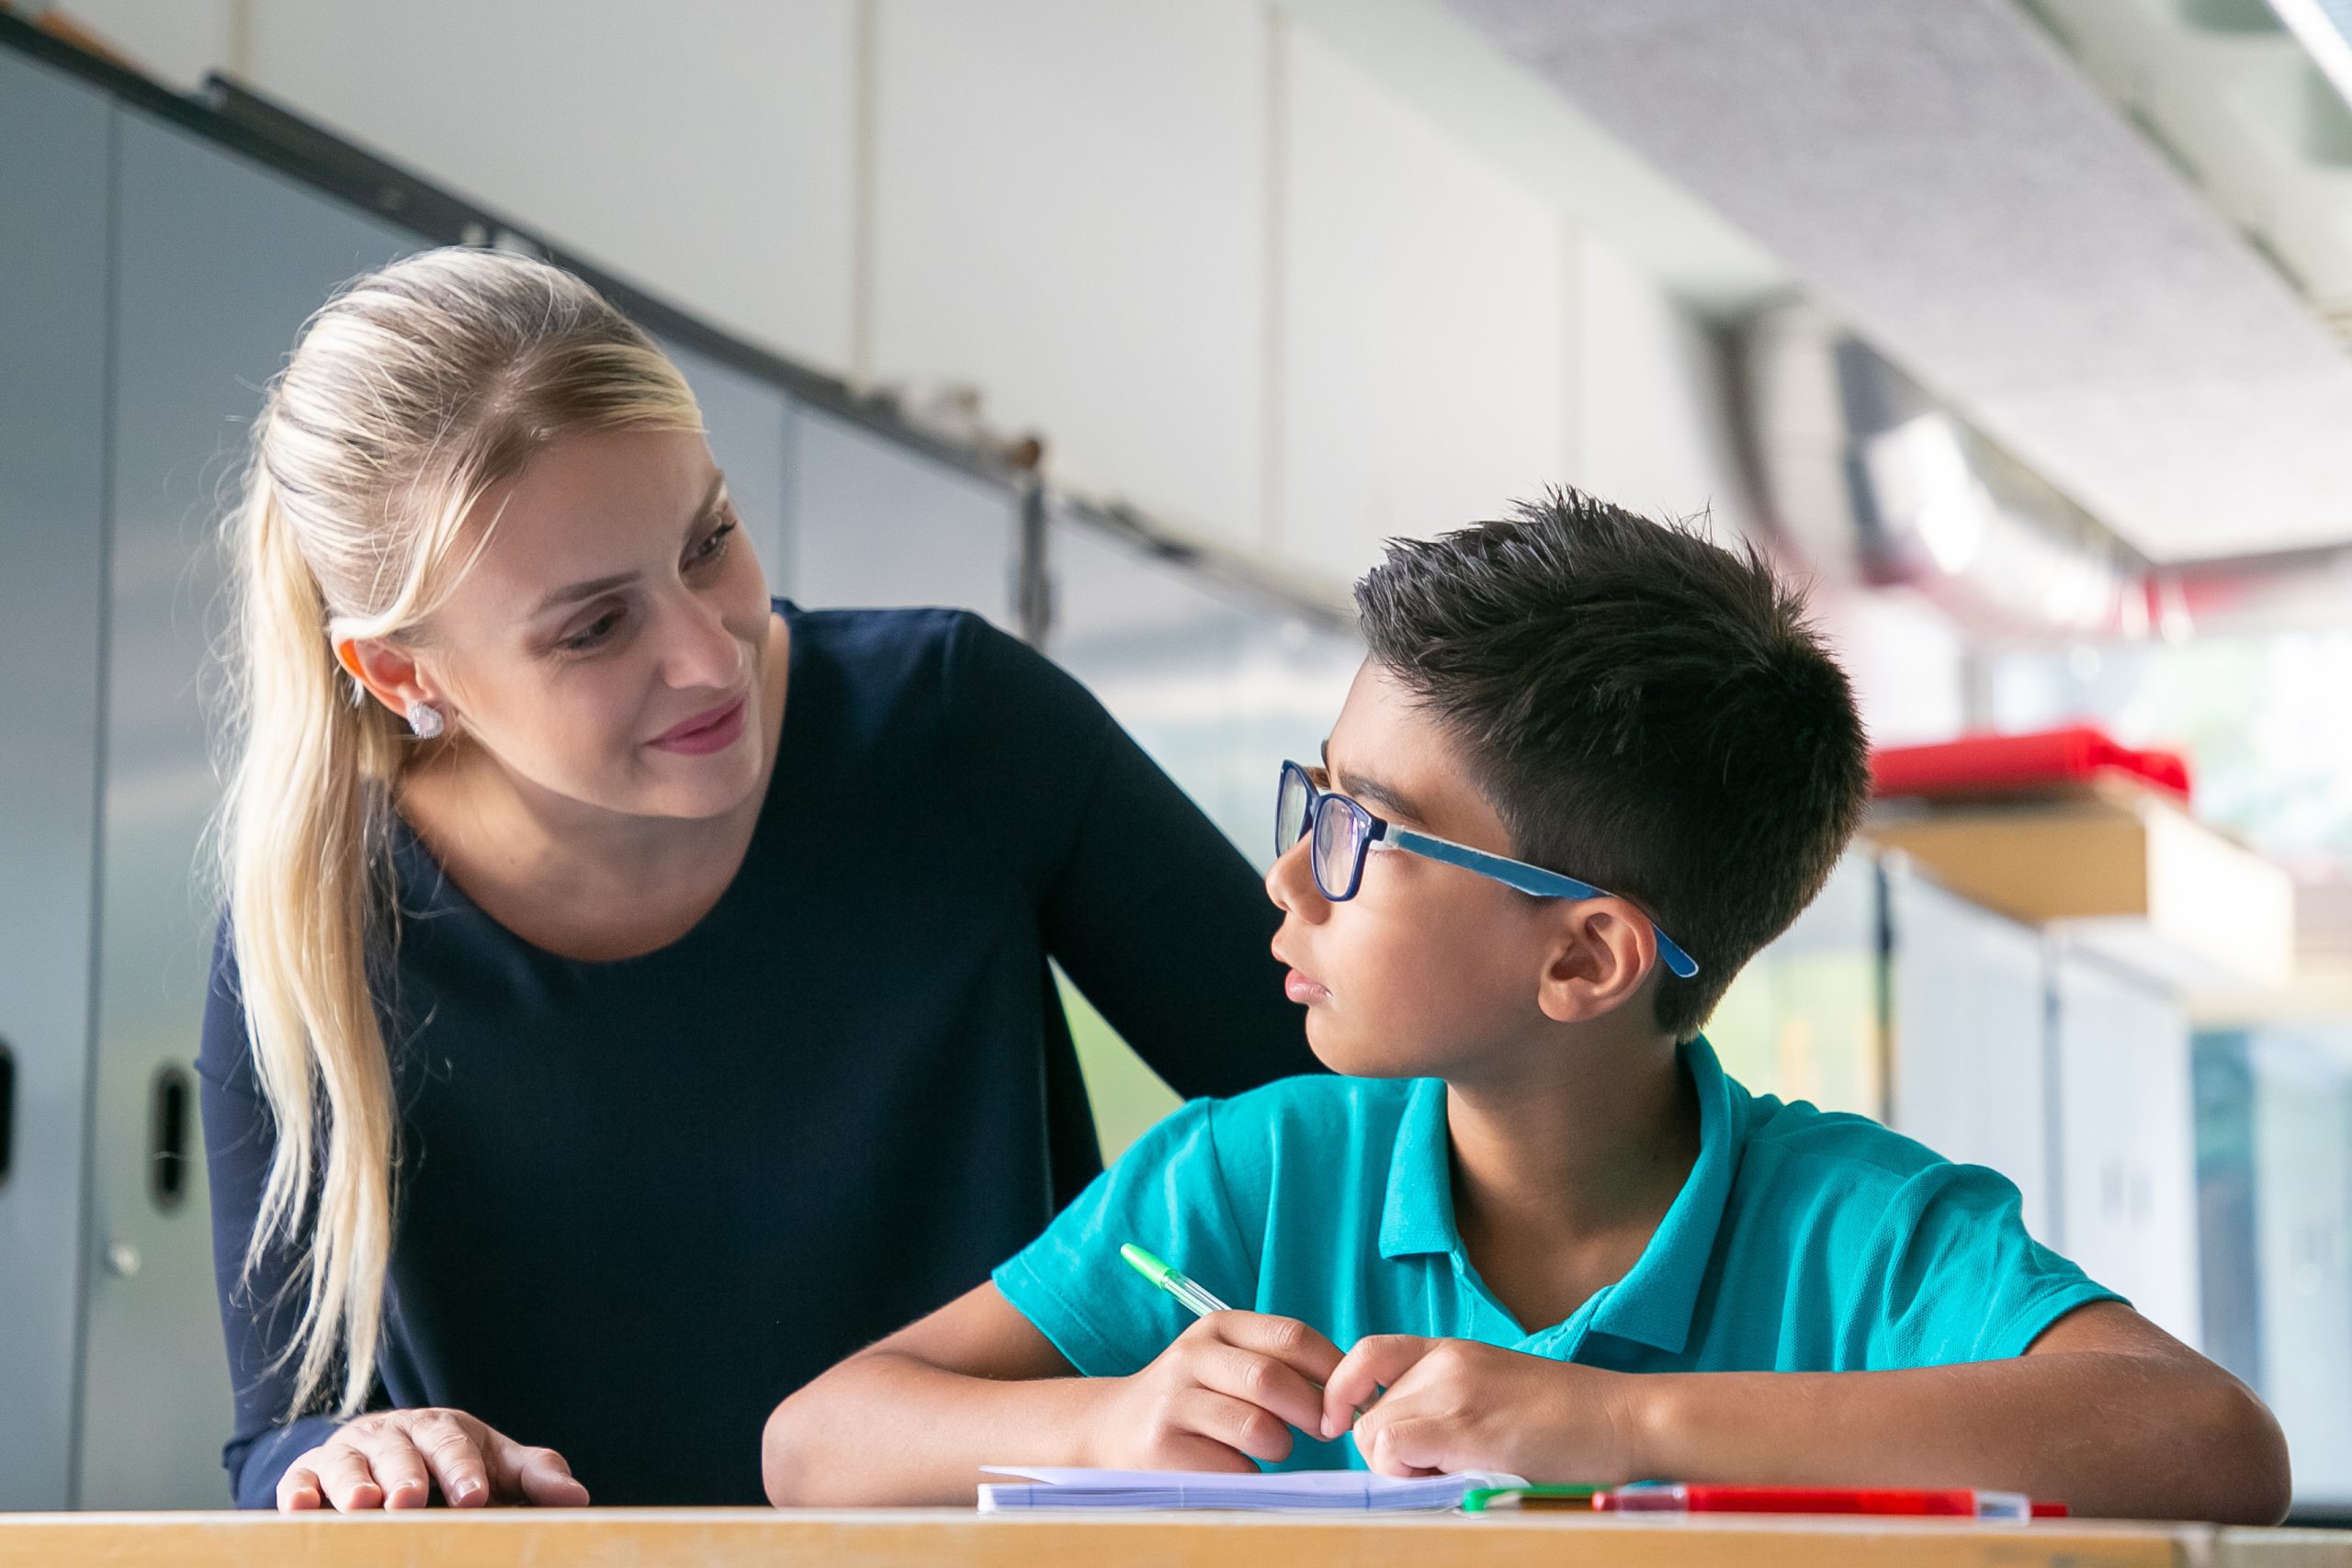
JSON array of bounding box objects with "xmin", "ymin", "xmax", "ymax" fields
[
  {"xmin": 942, "ymin": 614, "xmax": 1319, "ymax": 1102},
  {"xmin": 193, "ymin": 919, "xmax": 349, "ymax": 1508}
]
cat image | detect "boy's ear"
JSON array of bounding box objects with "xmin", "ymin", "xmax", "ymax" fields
[{"xmin": 1533, "ymin": 898, "xmax": 1662, "ymax": 1025}]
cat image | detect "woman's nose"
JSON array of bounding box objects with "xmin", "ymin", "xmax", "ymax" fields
[{"xmin": 660, "ymin": 593, "xmax": 744, "ymax": 691}]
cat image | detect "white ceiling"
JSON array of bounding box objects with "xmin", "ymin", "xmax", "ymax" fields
[{"xmin": 1442, "ymin": 0, "xmax": 2352, "ymax": 564}]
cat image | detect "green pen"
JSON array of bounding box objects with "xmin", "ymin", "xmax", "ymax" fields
[
  {"xmin": 1119, "ymin": 1243, "xmax": 1233, "ymax": 1318},
  {"xmin": 1121, "ymin": 1241, "xmax": 1368, "ymax": 1421}
]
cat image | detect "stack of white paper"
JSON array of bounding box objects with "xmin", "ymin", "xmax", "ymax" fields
[{"xmin": 976, "ymin": 1465, "xmax": 1527, "ymax": 1513}]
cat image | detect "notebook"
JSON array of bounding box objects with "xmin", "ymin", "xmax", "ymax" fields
[{"xmin": 976, "ymin": 1465, "xmax": 1528, "ymax": 1512}]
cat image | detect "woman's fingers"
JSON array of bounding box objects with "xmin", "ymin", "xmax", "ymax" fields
[
  {"xmin": 349, "ymin": 1423, "xmax": 435, "ymax": 1509},
  {"xmin": 274, "ymin": 1409, "xmax": 584, "ymax": 1513},
  {"xmin": 408, "ymin": 1410, "xmax": 493, "ymax": 1506},
  {"xmin": 312, "ymin": 1441, "xmax": 390, "ymax": 1511},
  {"xmin": 490, "ymin": 1431, "xmax": 592, "ymax": 1506},
  {"xmin": 275, "ymin": 1464, "xmax": 323, "ymax": 1511}
]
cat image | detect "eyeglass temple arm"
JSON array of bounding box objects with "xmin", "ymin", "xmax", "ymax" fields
[{"xmin": 1385, "ymin": 827, "xmax": 1700, "ymax": 980}]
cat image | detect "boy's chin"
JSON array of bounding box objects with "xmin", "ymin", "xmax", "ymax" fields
[{"xmin": 1305, "ymin": 1019, "xmax": 1434, "ymax": 1080}]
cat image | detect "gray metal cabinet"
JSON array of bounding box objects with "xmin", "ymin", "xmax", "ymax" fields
[
  {"xmin": 1039, "ymin": 510, "xmax": 1361, "ymax": 1160},
  {"xmin": 654, "ymin": 339, "xmax": 793, "ymax": 596},
  {"xmin": 2050, "ymin": 945, "xmax": 2202, "ymax": 1349},
  {"xmin": 73, "ymin": 107, "xmax": 416, "ymax": 1508},
  {"xmin": 1885, "ymin": 860, "xmax": 2056, "ymax": 1240},
  {"xmin": 785, "ymin": 408, "xmax": 1019, "ymax": 629},
  {"xmin": 0, "ymin": 45, "xmax": 112, "ymax": 1512},
  {"xmin": 1043, "ymin": 509, "xmax": 1360, "ymax": 862},
  {"xmin": 2246, "ymin": 1031, "xmax": 2352, "ymax": 1503},
  {"xmin": 1705, "ymin": 852, "xmax": 1883, "ymax": 1121}
]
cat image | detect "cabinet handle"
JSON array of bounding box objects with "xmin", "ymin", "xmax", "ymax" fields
[
  {"xmin": 149, "ymin": 1063, "xmax": 190, "ymax": 1211},
  {"xmin": 0, "ymin": 1035, "xmax": 15, "ymax": 1190}
]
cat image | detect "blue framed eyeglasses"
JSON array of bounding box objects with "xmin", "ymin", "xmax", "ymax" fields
[{"xmin": 1276, "ymin": 760, "xmax": 1700, "ymax": 980}]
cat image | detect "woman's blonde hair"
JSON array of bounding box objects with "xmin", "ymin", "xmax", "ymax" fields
[{"xmin": 218, "ymin": 246, "xmax": 703, "ymax": 1418}]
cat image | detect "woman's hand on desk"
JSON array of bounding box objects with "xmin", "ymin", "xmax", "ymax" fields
[
  {"xmin": 276, "ymin": 1407, "xmax": 591, "ymax": 1511},
  {"xmin": 1320, "ymin": 1337, "xmax": 1634, "ymax": 1483},
  {"xmin": 1085, "ymin": 1312, "xmax": 1345, "ymax": 1472}
]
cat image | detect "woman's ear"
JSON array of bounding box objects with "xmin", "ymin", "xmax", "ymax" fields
[
  {"xmin": 1534, "ymin": 898, "xmax": 1661, "ymax": 1025},
  {"xmin": 334, "ymin": 636, "xmax": 434, "ymax": 720}
]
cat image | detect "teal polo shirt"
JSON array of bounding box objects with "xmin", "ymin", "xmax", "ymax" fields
[{"xmin": 993, "ymin": 1035, "xmax": 2121, "ymax": 1470}]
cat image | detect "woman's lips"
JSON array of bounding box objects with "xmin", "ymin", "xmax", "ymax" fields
[{"xmin": 649, "ymin": 694, "xmax": 747, "ymax": 755}]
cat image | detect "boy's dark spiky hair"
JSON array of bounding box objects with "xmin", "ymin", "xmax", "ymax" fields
[{"xmin": 1353, "ymin": 488, "xmax": 1870, "ymax": 1039}]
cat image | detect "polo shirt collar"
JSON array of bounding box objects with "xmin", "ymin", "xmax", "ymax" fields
[
  {"xmin": 1374, "ymin": 1036, "xmax": 1743, "ymax": 1355},
  {"xmin": 1378, "ymin": 1077, "xmax": 1457, "ymax": 1260}
]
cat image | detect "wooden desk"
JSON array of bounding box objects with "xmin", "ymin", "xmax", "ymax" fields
[{"xmin": 0, "ymin": 1508, "xmax": 2345, "ymax": 1568}]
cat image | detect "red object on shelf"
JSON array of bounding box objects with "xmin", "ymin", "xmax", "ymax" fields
[{"xmin": 1870, "ymin": 726, "xmax": 2190, "ymax": 804}]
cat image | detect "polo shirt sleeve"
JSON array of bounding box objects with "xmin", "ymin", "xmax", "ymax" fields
[
  {"xmin": 992, "ymin": 1098, "xmax": 1259, "ymax": 1377},
  {"xmin": 1849, "ymin": 1161, "xmax": 2127, "ymax": 1367}
]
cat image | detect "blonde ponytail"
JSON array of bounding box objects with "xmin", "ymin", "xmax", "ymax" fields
[{"xmin": 217, "ymin": 248, "xmax": 702, "ymax": 1417}]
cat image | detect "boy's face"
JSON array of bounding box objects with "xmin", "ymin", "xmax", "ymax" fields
[{"xmin": 1266, "ymin": 660, "xmax": 1648, "ymax": 1079}]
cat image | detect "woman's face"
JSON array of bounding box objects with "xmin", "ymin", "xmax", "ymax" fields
[{"xmin": 394, "ymin": 425, "xmax": 776, "ymax": 824}]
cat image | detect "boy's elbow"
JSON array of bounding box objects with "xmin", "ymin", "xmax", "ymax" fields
[
  {"xmin": 762, "ymin": 1393, "xmax": 818, "ymax": 1507},
  {"xmin": 2192, "ymin": 1371, "xmax": 2292, "ymax": 1526}
]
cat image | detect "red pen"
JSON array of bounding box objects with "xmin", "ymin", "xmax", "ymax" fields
[{"xmin": 1595, "ymin": 1484, "xmax": 2067, "ymax": 1520}]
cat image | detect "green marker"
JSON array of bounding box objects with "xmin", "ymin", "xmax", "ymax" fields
[{"xmin": 1120, "ymin": 1243, "xmax": 1233, "ymax": 1318}]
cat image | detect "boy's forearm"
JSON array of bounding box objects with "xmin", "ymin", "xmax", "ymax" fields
[
  {"xmin": 1621, "ymin": 1352, "xmax": 2290, "ymax": 1524},
  {"xmin": 763, "ymin": 1351, "xmax": 1107, "ymax": 1506}
]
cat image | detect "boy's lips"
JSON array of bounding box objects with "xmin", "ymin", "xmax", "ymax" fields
[{"xmin": 1273, "ymin": 944, "xmax": 1329, "ymax": 1004}]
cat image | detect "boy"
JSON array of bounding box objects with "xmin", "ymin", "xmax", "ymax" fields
[{"xmin": 763, "ymin": 492, "xmax": 2288, "ymax": 1522}]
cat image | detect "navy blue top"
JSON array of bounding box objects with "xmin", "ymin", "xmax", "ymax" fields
[{"xmin": 197, "ymin": 604, "xmax": 1317, "ymax": 1507}]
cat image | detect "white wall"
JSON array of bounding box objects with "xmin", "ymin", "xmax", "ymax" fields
[
  {"xmin": 1274, "ymin": 20, "xmax": 1566, "ymax": 580},
  {"xmin": 55, "ymin": 0, "xmax": 1763, "ymax": 592},
  {"xmin": 868, "ymin": 1, "xmax": 1267, "ymax": 547}
]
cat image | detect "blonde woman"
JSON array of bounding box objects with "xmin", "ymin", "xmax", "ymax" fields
[{"xmin": 198, "ymin": 248, "xmax": 1315, "ymax": 1509}]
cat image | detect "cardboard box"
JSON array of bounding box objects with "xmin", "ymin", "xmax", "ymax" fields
[{"xmin": 1863, "ymin": 780, "xmax": 2295, "ymax": 988}]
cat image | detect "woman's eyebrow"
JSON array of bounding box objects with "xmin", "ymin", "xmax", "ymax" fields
[{"xmin": 528, "ymin": 474, "xmax": 728, "ymax": 616}]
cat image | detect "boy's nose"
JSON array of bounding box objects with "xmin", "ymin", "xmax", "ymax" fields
[{"xmin": 1264, "ymin": 834, "xmax": 1327, "ymax": 919}]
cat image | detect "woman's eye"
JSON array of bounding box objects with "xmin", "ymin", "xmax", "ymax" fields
[
  {"xmin": 690, "ymin": 518, "xmax": 737, "ymax": 567},
  {"xmin": 561, "ymin": 610, "xmax": 622, "ymax": 651}
]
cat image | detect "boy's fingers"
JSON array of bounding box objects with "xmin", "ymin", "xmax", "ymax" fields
[
  {"xmin": 1360, "ymin": 1414, "xmax": 1451, "ymax": 1479},
  {"xmin": 1189, "ymin": 1343, "xmax": 1327, "ymax": 1437},
  {"xmin": 1211, "ymin": 1313, "xmax": 1345, "ymax": 1384},
  {"xmin": 1176, "ymin": 1387, "xmax": 1297, "ymax": 1466},
  {"xmin": 1322, "ymin": 1336, "xmax": 1433, "ymax": 1438}
]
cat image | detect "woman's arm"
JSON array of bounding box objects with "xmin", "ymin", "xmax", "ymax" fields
[
  {"xmin": 196, "ymin": 921, "xmax": 346, "ymax": 1506},
  {"xmin": 198, "ymin": 920, "xmax": 587, "ymax": 1511},
  {"xmin": 946, "ymin": 616, "xmax": 1318, "ymax": 1100}
]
